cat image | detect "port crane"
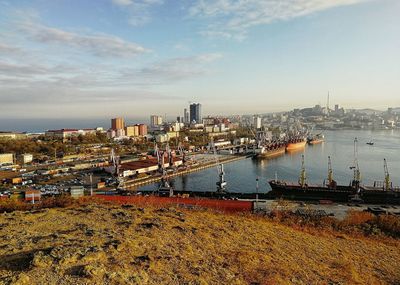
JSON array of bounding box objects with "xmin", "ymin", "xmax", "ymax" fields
[
  {"xmin": 298, "ymin": 155, "xmax": 307, "ymax": 188},
  {"xmin": 210, "ymin": 138, "xmax": 227, "ymax": 193},
  {"xmin": 350, "ymin": 138, "xmax": 361, "ymax": 189},
  {"xmin": 154, "ymin": 143, "xmax": 174, "ymax": 197},
  {"xmin": 384, "ymin": 158, "xmax": 391, "ymax": 191},
  {"xmin": 177, "ymin": 142, "xmax": 186, "ymax": 164},
  {"xmin": 110, "ymin": 148, "xmax": 125, "ymax": 189},
  {"xmin": 326, "ymin": 156, "xmax": 337, "ymax": 189}
]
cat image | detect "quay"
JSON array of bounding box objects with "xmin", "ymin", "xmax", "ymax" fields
[{"xmin": 122, "ymin": 154, "xmax": 248, "ymax": 189}]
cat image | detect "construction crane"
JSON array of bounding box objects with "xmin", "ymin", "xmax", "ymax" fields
[
  {"xmin": 384, "ymin": 158, "xmax": 391, "ymax": 191},
  {"xmin": 211, "ymin": 137, "xmax": 227, "ymax": 193},
  {"xmin": 298, "ymin": 155, "xmax": 307, "ymax": 188}
]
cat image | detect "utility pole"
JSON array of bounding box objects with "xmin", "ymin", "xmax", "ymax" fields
[
  {"xmin": 256, "ymin": 177, "xmax": 259, "ymax": 210},
  {"xmin": 90, "ymin": 173, "xmax": 93, "ymax": 196}
]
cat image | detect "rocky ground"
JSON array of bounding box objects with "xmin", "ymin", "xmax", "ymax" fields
[{"xmin": 0, "ymin": 203, "xmax": 399, "ymax": 284}]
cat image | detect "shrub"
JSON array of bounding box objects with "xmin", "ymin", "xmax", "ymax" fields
[
  {"xmin": 0, "ymin": 199, "xmax": 33, "ymax": 212},
  {"xmin": 375, "ymin": 215, "xmax": 400, "ymax": 238}
]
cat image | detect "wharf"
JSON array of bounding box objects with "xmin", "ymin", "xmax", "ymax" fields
[{"xmin": 122, "ymin": 155, "xmax": 247, "ymax": 189}]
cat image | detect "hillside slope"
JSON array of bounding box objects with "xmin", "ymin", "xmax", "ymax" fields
[{"xmin": 0, "ymin": 204, "xmax": 399, "ymax": 284}]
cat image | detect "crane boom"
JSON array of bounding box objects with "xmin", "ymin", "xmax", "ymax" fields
[
  {"xmin": 351, "ymin": 138, "xmax": 361, "ymax": 189},
  {"xmin": 298, "ymin": 155, "xmax": 307, "ymax": 188},
  {"xmin": 384, "ymin": 158, "xmax": 391, "ymax": 191},
  {"xmin": 328, "ymin": 156, "xmax": 333, "ymax": 184},
  {"xmin": 211, "ymin": 137, "xmax": 227, "ymax": 192}
]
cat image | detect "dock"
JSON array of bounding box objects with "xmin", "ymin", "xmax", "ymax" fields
[{"xmin": 122, "ymin": 155, "xmax": 247, "ymax": 189}]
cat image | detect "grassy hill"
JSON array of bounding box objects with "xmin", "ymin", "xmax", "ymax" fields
[{"xmin": 0, "ymin": 202, "xmax": 399, "ymax": 284}]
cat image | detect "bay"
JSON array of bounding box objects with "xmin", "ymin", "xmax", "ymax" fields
[{"xmin": 139, "ymin": 130, "xmax": 400, "ymax": 194}]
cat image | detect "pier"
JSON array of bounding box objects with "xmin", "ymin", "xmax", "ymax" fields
[{"xmin": 122, "ymin": 154, "xmax": 247, "ymax": 189}]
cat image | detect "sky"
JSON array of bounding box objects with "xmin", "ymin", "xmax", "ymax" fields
[{"xmin": 0, "ymin": 0, "xmax": 399, "ymax": 121}]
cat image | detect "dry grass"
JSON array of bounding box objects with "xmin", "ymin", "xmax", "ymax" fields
[
  {"xmin": 267, "ymin": 209, "xmax": 400, "ymax": 239},
  {"xmin": 0, "ymin": 202, "xmax": 399, "ymax": 284}
]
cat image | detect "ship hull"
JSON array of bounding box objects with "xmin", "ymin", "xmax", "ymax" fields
[
  {"xmin": 360, "ymin": 188, "xmax": 400, "ymax": 205},
  {"xmin": 269, "ymin": 181, "xmax": 400, "ymax": 205},
  {"xmin": 308, "ymin": 139, "xmax": 324, "ymax": 145},
  {"xmin": 286, "ymin": 141, "xmax": 307, "ymax": 151},
  {"xmin": 255, "ymin": 147, "xmax": 286, "ymax": 158},
  {"xmin": 268, "ymin": 180, "xmax": 357, "ymax": 202}
]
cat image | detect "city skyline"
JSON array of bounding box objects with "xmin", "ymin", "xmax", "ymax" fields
[{"xmin": 0, "ymin": 0, "xmax": 399, "ymax": 119}]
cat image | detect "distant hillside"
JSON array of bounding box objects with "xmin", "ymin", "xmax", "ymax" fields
[
  {"xmin": 350, "ymin": 108, "xmax": 383, "ymax": 115},
  {"xmin": 0, "ymin": 203, "xmax": 399, "ymax": 284}
]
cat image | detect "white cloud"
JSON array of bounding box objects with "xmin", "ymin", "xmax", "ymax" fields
[
  {"xmin": 111, "ymin": 0, "xmax": 134, "ymax": 6},
  {"xmin": 190, "ymin": 0, "xmax": 367, "ymax": 40},
  {"xmin": 111, "ymin": 0, "xmax": 163, "ymax": 26},
  {"xmin": 19, "ymin": 21, "xmax": 149, "ymax": 57},
  {"xmin": 0, "ymin": 43, "xmax": 22, "ymax": 54},
  {"xmin": 121, "ymin": 53, "xmax": 223, "ymax": 83},
  {"xmin": 0, "ymin": 52, "xmax": 222, "ymax": 111}
]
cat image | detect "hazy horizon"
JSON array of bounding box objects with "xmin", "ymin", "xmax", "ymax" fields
[{"xmin": 1, "ymin": 0, "xmax": 399, "ymax": 118}]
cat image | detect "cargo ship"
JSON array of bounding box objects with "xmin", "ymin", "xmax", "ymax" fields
[
  {"xmin": 268, "ymin": 155, "xmax": 360, "ymax": 202},
  {"xmin": 359, "ymin": 159, "xmax": 400, "ymax": 204},
  {"xmin": 252, "ymin": 131, "xmax": 286, "ymax": 159},
  {"xmin": 269, "ymin": 140, "xmax": 400, "ymax": 205},
  {"xmin": 254, "ymin": 142, "xmax": 286, "ymax": 158},
  {"xmin": 286, "ymin": 137, "xmax": 307, "ymax": 151},
  {"xmin": 307, "ymin": 134, "xmax": 324, "ymax": 145}
]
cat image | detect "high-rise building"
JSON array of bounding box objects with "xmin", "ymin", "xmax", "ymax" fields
[
  {"xmin": 150, "ymin": 115, "xmax": 163, "ymax": 126},
  {"xmin": 189, "ymin": 103, "xmax": 202, "ymax": 123},
  {"xmin": 253, "ymin": 116, "xmax": 262, "ymax": 130},
  {"xmin": 335, "ymin": 104, "xmax": 339, "ymax": 113},
  {"xmin": 111, "ymin": 117, "xmax": 124, "ymax": 130},
  {"xmin": 125, "ymin": 125, "xmax": 139, "ymax": 137},
  {"xmin": 138, "ymin": 124, "xmax": 148, "ymax": 136},
  {"xmin": 184, "ymin": 108, "xmax": 189, "ymax": 123}
]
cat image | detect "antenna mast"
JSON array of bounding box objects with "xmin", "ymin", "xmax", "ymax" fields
[{"xmin": 327, "ymin": 91, "xmax": 330, "ymax": 117}]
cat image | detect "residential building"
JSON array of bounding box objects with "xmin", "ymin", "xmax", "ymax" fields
[
  {"xmin": 20, "ymin": 154, "xmax": 33, "ymax": 164},
  {"xmin": 125, "ymin": 125, "xmax": 140, "ymax": 137},
  {"xmin": 0, "ymin": 132, "xmax": 27, "ymax": 140},
  {"xmin": 0, "ymin": 153, "xmax": 14, "ymax": 165},
  {"xmin": 138, "ymin": 124, "xmax": 148, "ymax": 136},
  {"xmin": 45, "ymin": 129, "xmax": 97, "ymax": 140},
  {"xmin": 111, "ymin": 117, "xmax": 124, "ymax": 130},
  {"xmin": 190, "ymin": 103, "xmax": 202, "ymax": 123},
  {"xmin": 150, "ymin": 115, "xmax": 163, "ymax": 126},
  {"xmin": 184, "ymin": 108, "xmax": 189, "ymax": 123},
  {"xmin": 253, "ymin": 116, "xmax": 262, "ymax": 129}
]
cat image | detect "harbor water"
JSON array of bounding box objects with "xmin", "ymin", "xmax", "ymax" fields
[{"xmin": 138, "ymin": 130, "xmax": 400, "ymax": 194}]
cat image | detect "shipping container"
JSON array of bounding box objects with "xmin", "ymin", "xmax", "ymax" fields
[{"xmin": 97, "ymin": 182, "xmax": 106, "ymax": 189}]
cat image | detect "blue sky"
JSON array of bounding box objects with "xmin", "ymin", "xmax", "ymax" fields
[{"xmin": 0, "ymin": 0, "xmax": 399, "ymax": 119}]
